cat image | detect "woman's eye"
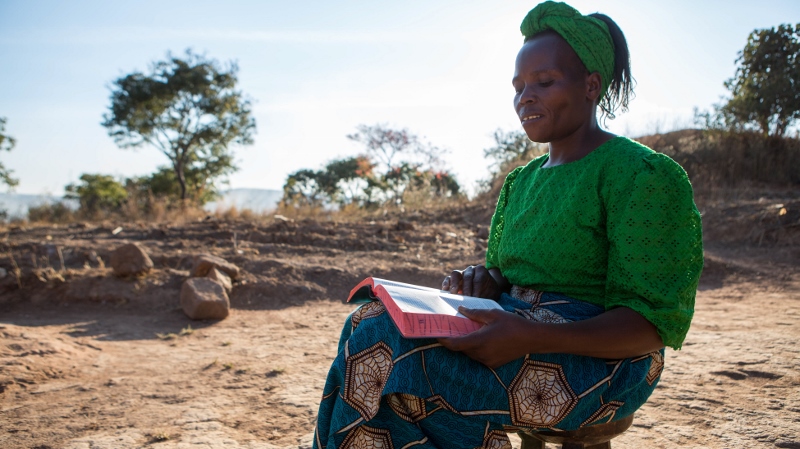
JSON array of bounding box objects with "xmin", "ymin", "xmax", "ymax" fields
[{"xmin": 539, "ymin": 80, "xmax": 555, "ymax": 87}]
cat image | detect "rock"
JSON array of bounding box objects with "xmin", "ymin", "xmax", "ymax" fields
[
  {"xmin": 191, "ymin": 254, "xmax": 239, "ymax": 280},
  {"xmin": 86, "ymin": 250, "xmax": 100, "ymax": 264},
  {"xmin": 206, "ymin": 267, "xmax": 232, "ymax": 293},
  {"xmin": 180, "ymin": 278, "xmax": 230, "ymax": 320},
  {"xmin": 475, "ymin": 226, "xmax": 490, "ymax": 240},
  {"xmin": 298, "ymin": 432, "xmax": 314, "ymax": 449},
  {"xmin": 395, "ymin": 219, "xmax": 416, "ymax": 231},
  {"xmin": 109, "ymin": 243, "xmax": 153, "ymax": 276}
]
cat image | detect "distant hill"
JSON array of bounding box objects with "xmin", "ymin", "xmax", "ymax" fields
[
  {"xmin": 0, "ymin": 193, "xmax": 78, "ymax": 218},
  {"xmin": 205, "ymin": 188, "xmax": 283, "ymax": 213},
  {"xmin": 0, "ymin": 188, "xmax": 283, "ymax": 219}
]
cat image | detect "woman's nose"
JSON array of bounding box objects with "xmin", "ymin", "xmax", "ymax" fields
[{"xmin": 519, "ymin": 86, "xmax": 537, "ymax": 104}]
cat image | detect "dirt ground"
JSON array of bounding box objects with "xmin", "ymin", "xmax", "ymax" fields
[{"xmin": 1, "ymin": 199, "xmax": 798, "ymax": 449}]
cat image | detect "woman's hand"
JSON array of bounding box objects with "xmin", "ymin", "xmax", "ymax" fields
[
  {"xmin": 439, "ymin": 307, "xmax": 534, "ymax": 368},
  {"xmin": 441, "ymin": 265, "xmax": 508, "ymax": 300}
]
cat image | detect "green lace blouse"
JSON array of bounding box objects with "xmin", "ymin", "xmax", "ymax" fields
[{"xmin": 486, "ymin": 136, "xmax": 703, "ymax": 349}]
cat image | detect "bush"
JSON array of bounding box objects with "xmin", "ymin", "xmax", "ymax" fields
[
  {"xmin": 27, "ymin": 202, "xmax": 75, "ymax": 223},
  {"xmin": 636, "ymin": 129, "xmax": 800, "ymax": 191}
]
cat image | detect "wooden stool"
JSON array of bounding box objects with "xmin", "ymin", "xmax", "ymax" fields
[{"xmin": 517, "ymin": 414, "xmax": 634, "ymax": 449}]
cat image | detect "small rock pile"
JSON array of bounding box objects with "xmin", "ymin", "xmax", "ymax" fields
[
  {"xmin": 109, "ymin": 244, "xmax": 238, "ymax": 321},
  {"xmin": 181, "ymin": 254, "xmax": 239, "ymax": 320}
]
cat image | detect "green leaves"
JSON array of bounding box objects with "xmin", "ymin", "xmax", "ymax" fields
[
  {"xmin": 483, "ymin": 128, "xmax": 547, "ymax": 174},
  {"xmin": 65, "ymin": 174, "xmax": 128, "ymax": 217},
  {"xmin": 102, "ymin": 50, "xmax": 255, "ymax": 201},
  {"xmin": 0, "ymin": 116, "xmax": 19, "ymax": 190},
  {"xmin": 282, "ymin": 125, "xmax": 461, "ymax": 209},
  {"xmin": 720, "ymin": 24, "xmax": 800, "ymax": 137}
]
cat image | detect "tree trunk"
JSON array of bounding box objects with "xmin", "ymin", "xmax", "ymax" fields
[{"xmin": 175, "ymin": 161, "xmax": 188, "ymax": 201}]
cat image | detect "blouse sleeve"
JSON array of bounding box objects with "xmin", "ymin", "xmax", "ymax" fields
[
  {"xmin": 604, "ymin": 153, "xmax": 703, "ymax": 350},
  {"xmin": 485, "ymin": 166, "xmax": 525, "ymax": 270}
]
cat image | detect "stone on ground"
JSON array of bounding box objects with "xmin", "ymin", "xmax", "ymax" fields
[
  {"xmin": 109, "ymin": 243, "xmax": 153, "ymax": 276},
  {"xmin": 206, "ymin": 267, "xmax": 232, "ymax": 293},
  {"xmin": 191, "ymin": 254, "xmax": 239, "ymax": 280},
  {"xmin": 180, "ymin": 278, "xmax": 230, "ymax": 320}
]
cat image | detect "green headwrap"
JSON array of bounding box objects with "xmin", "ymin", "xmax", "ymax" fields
[{"xmin": 520, "ymin": 1, "xmax": 615, "ymax": 98}]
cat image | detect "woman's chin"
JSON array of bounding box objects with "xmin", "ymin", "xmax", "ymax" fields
[{"xmin": 521, "ymin": 126, "xmax": 550, "ymax": 144}]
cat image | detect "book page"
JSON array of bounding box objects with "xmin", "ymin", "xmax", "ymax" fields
[
  {"xmin": 371, "ymin": 278, "xmax": 441, "ymax": 293},
  {"xmin": 436, "ymin": 292, "xmax": 504, "ymax": 317},
  {"xmin": 382, "ymin": 285, "xmax": 457, "ymax": 314},
  {"xmin": 380, "ymin": 284, "xmax": 503, "ymax": 316}
]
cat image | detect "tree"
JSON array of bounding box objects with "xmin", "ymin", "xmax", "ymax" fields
[
  {"xmin": 483, "ymin": 128, "xmax": 547, "ymax": 173},
  {"xmin": 282, "ymin": 169, "xmax": 327, "ymax": 209},
  {"xmin": 281, "ymin": 156, "xmax": 377, "ymax": 208},
  {"xmin": 347, "ymin": 124, "xmax": 452, "ymax": 203},
  {"xmin": 127, "ymin": 165, "xmax": 222, "ymax": 206},
  {"xmin": 282, "ymin": 125, "xmax": 461, "ymax": 210},
  {"xmin": 0, "ymin": 117, "xmax": 19, "ymax": 189},
  {"xmin": 719, "ymin": 24, "xmax": 800, "ymax": 137},
  {"xmin": 102, "ymin": 50, "xmax": 255, "ymax": 201},
  {"xmin": 65, "ymin": 174, "xmax": 128, "ymax": 217},
  {"xmin": 347, "ymin": 124, "xmax": 445, "ymax": 172}
]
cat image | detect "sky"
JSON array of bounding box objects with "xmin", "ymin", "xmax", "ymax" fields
[{"xmin": 1, "ymin": 0, "xmax": 799, "ymax": 197}]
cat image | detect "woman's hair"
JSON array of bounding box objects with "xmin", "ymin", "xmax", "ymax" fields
[{"xmin": 588, "ymin": 13, "xmax": 635, "ymax": 120}]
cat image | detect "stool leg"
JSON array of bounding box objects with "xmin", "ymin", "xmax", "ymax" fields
[
  {"xmin": 518, "ymin": 433, "xmax": 545, "ymax": 449},
  {"xmin": 561, "ymin": 443, "xmax": 612, "ymax": 449},
  {"xmin": 582, "ymin": 443, "xmax": 611, "ymax": 449}
]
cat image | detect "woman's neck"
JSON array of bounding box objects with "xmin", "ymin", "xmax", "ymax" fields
[{"xmin": 542, "ymin": 121, "xmax": 615, "ymax": 168}]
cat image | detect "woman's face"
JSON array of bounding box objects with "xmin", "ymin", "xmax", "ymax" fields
[{"xmin": 513, "ymin": 32, "xmax": 596, "ymax": 143}]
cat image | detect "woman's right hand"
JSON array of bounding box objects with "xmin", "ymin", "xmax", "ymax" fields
[{"xmin": 441, "ymin": 265, "xmax": 507, "ymax": 300}]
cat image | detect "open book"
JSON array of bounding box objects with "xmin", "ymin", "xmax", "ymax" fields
[{"xmin": 348, "ymin": 277, "xmax": 504, "ymax": 338}]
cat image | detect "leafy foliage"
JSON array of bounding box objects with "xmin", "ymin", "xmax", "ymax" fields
[
  {"xmin": 126, "ymin": 165, "xmax": 221, "ymax": 206},
  {"xmin": 347, "ymin": 124, "xmax": 444, "ymax": 172},
  {"xmin": 27, "ymin": 202, "xmax": 75, "ymax": 223},
  {"xmin": 102, "ymin": 50, "xmax": 254, "ymax": 201},
  {"xmin": 282, "ymin": 125, "xmax": 460, "ymax": 209},
  {"xmin": 483, "ymin": 128, "xmax": 547, "ymax": 173},
  {"xmin": 698, "ymin": 24, "xmax": 800, "ymax": 137},
  {"xmin": 65, "ymin": 174, "xmax": 128, "ymax": 217},
  {"xmin": 282, "ymin": 156, "xmax": 377, "ymax": 208},
  {"xmin": 0, "ymin": 117, "xmax": 19, "ymax": 189}
]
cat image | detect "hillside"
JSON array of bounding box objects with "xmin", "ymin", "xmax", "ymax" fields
[{"xmin": 0, "ymin": 183, "xmax": 798, "ymax": 448}]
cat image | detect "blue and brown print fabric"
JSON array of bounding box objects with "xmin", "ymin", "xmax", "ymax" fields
[{"xmin": 314, "ymin": 289, "xmax": 663, "ymax": 449}]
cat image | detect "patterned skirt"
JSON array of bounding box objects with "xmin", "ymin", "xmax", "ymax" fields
[{"xmin": 313, "ymin": 288, "xmax": 664, "ymax": 449}]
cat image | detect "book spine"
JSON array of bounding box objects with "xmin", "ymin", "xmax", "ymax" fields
[
  {"xmin": 348, "ymin": 277, "xmax": 375, "ymax": 301},
  {"xmin": 373, "ymin": 287, "xmax": 410, "ymax": 336}
]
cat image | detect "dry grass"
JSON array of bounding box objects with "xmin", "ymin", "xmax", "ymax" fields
[{"xmin": 637, "ymin": 129, "xmax": 800, "ymax": 190}]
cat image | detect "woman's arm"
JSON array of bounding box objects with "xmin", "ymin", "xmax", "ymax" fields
[{"xmin": 438, "ymin": 306, "xmax": 664, "ymax": 368}]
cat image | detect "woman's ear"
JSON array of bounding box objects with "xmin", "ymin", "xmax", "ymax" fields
[{"xmin": 585, "ymin": 72, "xmax": 603, "ymax": 102}]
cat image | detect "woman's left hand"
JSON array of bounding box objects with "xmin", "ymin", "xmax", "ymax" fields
[{"xmin": 438, "ymin": 307, "xmax": 535, "ymax": 368}]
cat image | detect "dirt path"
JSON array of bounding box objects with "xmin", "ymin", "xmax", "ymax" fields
[
  {"xmin": 1, "ymin": 215, "xmax": 799, "ymax": 448},
  {"xmin": 2, "ymin": 274, "xmax": 798, "ymax": 449}
]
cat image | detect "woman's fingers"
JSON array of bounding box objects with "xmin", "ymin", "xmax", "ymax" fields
[
  {"xmin": 457, "ymin": 307, "xmax": 494, "ymax": 324},
  {"xmin": 443, "ymin": 265, "xmax": 498, "ymax": 298},
  {"xmin": 444, "ymin": 270, "xmax": 464, "ymax": 294},
  {"xmin": 462, "ymin": 266, "xmax": 475, "ymax": 296}
]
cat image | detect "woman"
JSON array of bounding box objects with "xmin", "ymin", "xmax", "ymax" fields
[{"xmin": 313, "ymin": 2, "xmax": 703, "ymax": 448}]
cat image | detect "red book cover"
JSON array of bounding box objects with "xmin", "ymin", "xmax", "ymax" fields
[{"xmin": 347, "ymin": 277, "xmax": 503, "ymax": 338}]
